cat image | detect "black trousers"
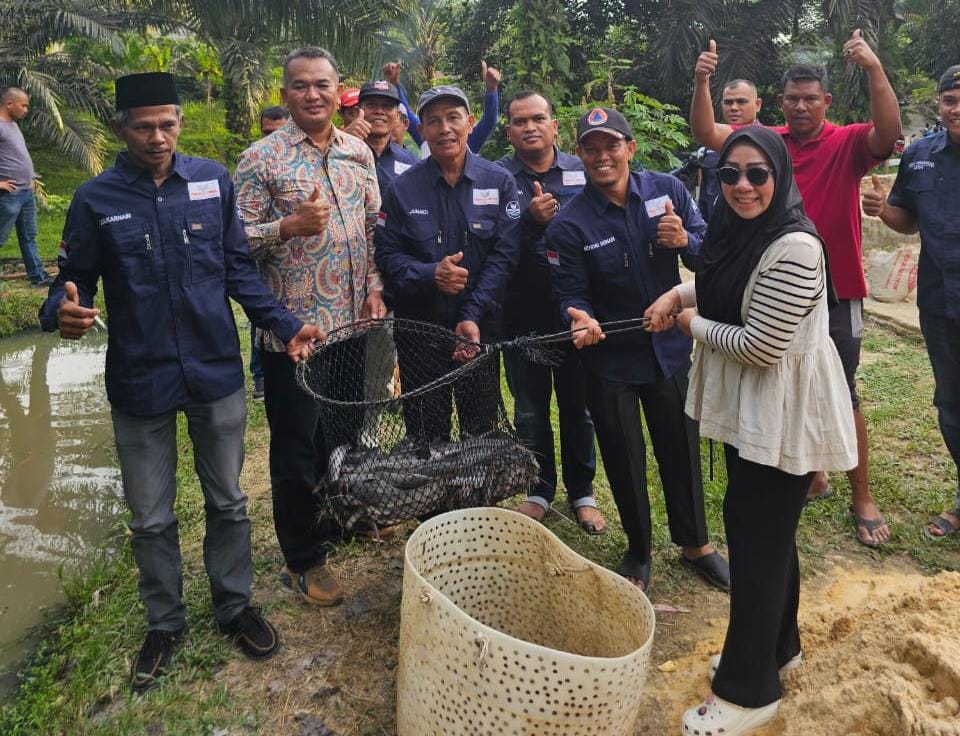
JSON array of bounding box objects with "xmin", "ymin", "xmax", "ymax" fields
[
  {"xmin": 394, "ymin": 329, "xmax": 499, "ymax": 443},
  {"xmin": 713, "ymin": 444, "xmax": 812, "ymax": 708},
  {"xmin": 585, "ymin": 370, "xmax": 708, "ymax": 561},
  {"xmin": 261, "ymin": 346, "xmax": 363, "ymax": 573}
]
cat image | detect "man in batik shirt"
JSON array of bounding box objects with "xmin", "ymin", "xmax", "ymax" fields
[{"xmin": 234, "ymin": 46, "xmax": 385, "ymax": 608}]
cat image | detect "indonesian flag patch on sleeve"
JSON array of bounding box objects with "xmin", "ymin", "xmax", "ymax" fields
[
  {"xmin": 376, "ymin": 212, "xmax": 387, "ymax": 227},
  {"xmin": 547, "ymin": 249, "xmax": 560, "ymax": 266},
  {"xmin": 57, "ymin": 240, "xmax": 69, "ymax": 260}
]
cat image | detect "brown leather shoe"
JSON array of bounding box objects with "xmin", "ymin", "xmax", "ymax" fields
[
  {"xmin": 355, "ymin": 524, "xmax": 400, "ymax": 541},
  {"xmin": 280, "ymin": 564, "xmax": 344, "ymax": 607}
]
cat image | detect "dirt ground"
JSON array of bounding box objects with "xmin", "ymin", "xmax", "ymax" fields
[{"xmin": 214, "ymin": 449, "xmax": 959, "ymax": 736}]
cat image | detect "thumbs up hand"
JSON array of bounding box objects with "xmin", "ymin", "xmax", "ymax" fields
[
  {"xmin": 481, "ymin": 60, "xmax": 501, "ymax": 91},
  {"xmin": 861, "ymin": 174, "xmax": 887, "ymax": 217},
  {"xmin": 656, "ymin": 199, "xmax": 688, "ymax": 248},
  {"xmin": 842, "ymin": 28, "xmax": 880, "ymax": 71},
  {"xmin": 528, "ymin": 180, "xmax": 560, "ymax": 224},
  {"xmin": 57, "ymin": 280, "xmax": 100, "ymax": 340},
  {"xmin": 343, "ymin": 107, "xmax": 372, "ymax": 141},
  {"xmin": 435, "ymin": 250, "xmax": 469, "ymax": 294},
  {"xmin": 286, "ymin": 185, "xmax": 331, "ymax": 237},
  {"xmin": 695, "ymin": 39, "xmax": 719, "ymax": 81}
]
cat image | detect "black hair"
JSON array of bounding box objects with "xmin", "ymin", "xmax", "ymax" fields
[
  {"xmin": 282, "ymin": 47, "xmax": 339, "ymax": 85},
  {"xmin": 781, "ymin": 64, "xmax": 828, "ymax": 92},
  {"xmin": 503, "ymin": 90, "xmax": 555, "ymax": 121},
  {"xmin": 260, "ymin": 105, "xmax": 289, "ymax": 121},
  {"xmin": 721, "ymin": 79, "xmax": 757, "ymax": 95}
]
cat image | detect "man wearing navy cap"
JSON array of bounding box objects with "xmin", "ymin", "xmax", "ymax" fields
[
  {"xmin": 354, "ymin": 80, "xmax": 418, "ymax": 193},
  {"xmin": 548, "ymin": 107, "xmax": 728, "ymax": 593},
  {"xmin": 375, "ymin": 84, "xmax": 521, "ymax": 439},
  {"xmin": 38, "ymin": 71, "xmax": 320, "ymax": 691},
  {"xmin": 863, "ymin": 63, "xmax": 960, "ymax": 540}
]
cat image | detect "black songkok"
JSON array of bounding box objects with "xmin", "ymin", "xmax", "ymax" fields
[{"xmin": 115, "ymin": 72, "xmax": 180, "ymax": 111}]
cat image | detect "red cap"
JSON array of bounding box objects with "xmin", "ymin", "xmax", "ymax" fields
[{"xmin": 339, "ymin": 88, "xmax": 360, "ymax": 108}]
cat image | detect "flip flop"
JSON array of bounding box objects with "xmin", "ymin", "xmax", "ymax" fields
[
  {"xmin": 850, "ymin": 508, "xmax": 889, "ymax": 548},
  {"xmin": 616, "ymin": 551, "xmax": 651, "ymax": 593},
  {"xmin": 681, "ymin": 551, "xmax": 730, "ymax": 592},
  {"xmin": 803, "ymin": 483, "xmax": 835, "ymax": 506},
  {"xmin": 922, "ymin": 508, "xmax": 960, "ymax": 541},
  {"xmin": 573, "ymin": 505, "xmax": 608, "ymax": 536}
]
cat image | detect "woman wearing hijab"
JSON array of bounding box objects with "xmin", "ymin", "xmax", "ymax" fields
[{"xmin": 646, "ymin": 126, "xmax": 857, "ymax": 735}]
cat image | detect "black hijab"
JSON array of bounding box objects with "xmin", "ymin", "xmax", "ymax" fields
[{"xmin": 696, "ymin": 126, "xmax": 835, "ymax": 326}]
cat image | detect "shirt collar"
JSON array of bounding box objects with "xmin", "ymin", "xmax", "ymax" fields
[
  {"xmin": 582, "ymin": 171, "xmax": 641, "ymax": 214},
  {"xmin": 116, "ymin": 150, "xmax": 192, "ymax": 185},
  {"xmin": 282, "ymin": 118, "xmax": 348, "ymax": 150},
  {"xmin": 426, "ymin": 151, "xmax": 481, "ymax": 186},
  {"xmin": 929, "ymin": 130, "xmax": 953, "ymax": 155},
  {"xmin": 502, "ymin": 145, "xmax": 567, "ymax": 176}
]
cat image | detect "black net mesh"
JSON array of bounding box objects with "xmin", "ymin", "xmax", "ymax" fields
[{"xmin": 296, "ymin": 318, "xmax": 540, "ymax": 533}]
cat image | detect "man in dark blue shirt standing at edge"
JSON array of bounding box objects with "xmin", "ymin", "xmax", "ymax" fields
[
  {"xmin": 862, "ymin": 64, "xmax": 960, "ymax": 541},
  {"xmin": 38, "ymin": 72, "xmax": 321, "ymax": 693},
  {"xmin": 495, "ymin": 90, "xmax": 605, "ymax": 535},
  {"xmin": 548, "ymin": 107, "xmax": 729, "ymax": 593},
  {"xmin": 375, "ymin": 85, "xmax": 521, "ymax": 440}
]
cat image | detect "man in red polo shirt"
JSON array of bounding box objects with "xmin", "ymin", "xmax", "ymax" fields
[{"xmin": 689, "ymin": 30, "xmax": 901, "ymax": 547}]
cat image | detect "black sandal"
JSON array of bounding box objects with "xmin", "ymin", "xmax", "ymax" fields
[
  {"xmin": 616, "ymin": 551, "xmax": 651, "ymax": 592},
  {"xmin": 680, "ymin": 551, "xmax": 730, "ymax": 592}
]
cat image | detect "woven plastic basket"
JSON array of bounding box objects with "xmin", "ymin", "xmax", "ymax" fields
[{"xmin": 397, "ymin": 508, "xmax": 655, "ymax": 735}]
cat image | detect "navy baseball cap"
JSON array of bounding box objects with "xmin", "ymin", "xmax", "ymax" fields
[
  {"xmin": 577, "ymin": 107, "xmax": 633, "ymax": 142},
  {"xmin": 359, "ymin": 80, "xmax": 401, "ymax": 103},
  {"xmin": 938, "ymin": 65, "xmax": 960, "ymax": 93},
  {"xmin": 416, "ymin": 85, "xmax": 470, "ymax": 117}
]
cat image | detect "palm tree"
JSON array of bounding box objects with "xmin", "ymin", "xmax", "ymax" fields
[
  {"xmin": 151, "ymin": 0, "xmax": 410, "ymax": 136},
  {"xmin": 0, "ymin": 0, "xmax": 129, "ymax": 174}
]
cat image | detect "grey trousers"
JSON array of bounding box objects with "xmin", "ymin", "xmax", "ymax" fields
[{"xmin": 111, "ymin": 388, "xmax": 252, "ymax": 631}]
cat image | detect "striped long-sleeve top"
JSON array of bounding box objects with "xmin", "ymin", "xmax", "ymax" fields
[{"xmin": 679, "ymin": 232, "xmax": 857, "ymax": 474}]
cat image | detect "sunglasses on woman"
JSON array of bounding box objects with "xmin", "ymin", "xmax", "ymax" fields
[{"xmin": 716, "ymin": 165, "xmax": 773, "ymax": 186}]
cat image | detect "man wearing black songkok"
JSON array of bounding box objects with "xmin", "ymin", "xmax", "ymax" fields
[{"xmin": 38, "ymin": 72, "xmax": 322, "ymax": 692}]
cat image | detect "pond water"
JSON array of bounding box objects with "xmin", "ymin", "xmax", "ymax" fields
[{"xmin": 0, "ymin": 329, "xmax": 123, "ymax": 702}]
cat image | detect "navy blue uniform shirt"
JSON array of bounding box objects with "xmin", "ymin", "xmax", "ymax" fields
[
  {"xmin": 547, "ymin": 170, "xmax": 706, "ymax": 385},
  {"xmin": 372, "ymin": 140, "xmax": 419, "ymax": 194},
  {"xmin": 496, "ymin": 146, "xmax": 587, "ymax": 336},
  {"xmin": 888, "ymin": 131, "xmax": 960, "ymax": 320},
  {"xmin": 39, "ymin": 152, "xmax": 302, "ymax": 417},
  {"xmin": 374, "ymin": 153, "xmax": 521, "ymax": 334}
]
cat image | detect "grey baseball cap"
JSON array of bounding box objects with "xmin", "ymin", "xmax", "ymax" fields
[{"xmin": 416, "ymin": 85, "xmax": 471, "ymax": 117}]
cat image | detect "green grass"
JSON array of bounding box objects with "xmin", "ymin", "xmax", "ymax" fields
[
  {"xmin": 0, "ymin": 282, "xmax": 46, "ymax": 337},
  {"xmin": 1, "ymin": 316, "xmax": 958, "ymax": 733}
]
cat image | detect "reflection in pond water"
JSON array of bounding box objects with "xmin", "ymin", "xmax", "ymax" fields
[{"xmin": 0, "ymin": 330, "xmax": 123, "ymax": 701}]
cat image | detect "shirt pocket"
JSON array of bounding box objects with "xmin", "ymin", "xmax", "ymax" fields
[
  {"xmin": 106, "ymin": 220, "xmax": 157, "ymax": 290},
  {"xmin": 182, "ymin": 206, "xmax": 225, "ymax": 284},
  {"xmin": 400, "ymin": 222, "xmax": 441, "ymax": 263}
]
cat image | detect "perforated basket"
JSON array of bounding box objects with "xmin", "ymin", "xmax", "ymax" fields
[{"xmin": 397, "ymin": 508, "xmax": 655, "ymax": 735}]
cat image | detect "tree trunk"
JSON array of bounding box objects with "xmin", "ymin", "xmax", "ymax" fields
[{"xmin": 221, "ymin": 75, "xmax": 251, "ymax": 137}]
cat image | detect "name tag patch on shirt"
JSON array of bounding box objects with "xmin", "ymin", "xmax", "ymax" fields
[
  {"xmin": 909, "ymin": 160, "xmax": 935, "ymax": 171},
  {"xmin": 562, "ymin": 170, "xmax": 587, "ymax": 186},
  {"xmin": 394, "ymin": 161, "xmax": 412, "ymax": 175},
  {"xmin": 473, "ymin": 188, "xmax": 500, "ymax": 206},
  {"xmin": 644, "ymin": 195, "xmax": 671, "ymax": 218},
  {"xmin": 98, "ymin": 213, "xmax": 132, "ymax": 227},
  {"xmin": 188, "ymin": 179, "xmax": 221, "ymax": 201},
  {"xmin": 584, "ymin": 236, "xmax": 615, "ymax": 252}
]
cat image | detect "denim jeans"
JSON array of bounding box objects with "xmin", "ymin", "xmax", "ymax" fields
[
  {"xmin": 249, "ymin": 322, "xmax": 262, "ymax": 380},
  {"xmin": 503, "ymin": 347, "xmax": 596, "ymax": 505},
  {"xmin": 111, "ymin": 388, "xmax": 253, "ymax": 631},
  {"xmin": 0, "ymin": 188, "xmax": 45, "ymax": 281},
  {"xmin": 919, "ymin": 311, "xmax": 960, "ymax": 507}
]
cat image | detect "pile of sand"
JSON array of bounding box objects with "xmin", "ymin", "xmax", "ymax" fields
[{"xmin": 638, "ymin": 565, "xmax": 960, "ymax": 736}]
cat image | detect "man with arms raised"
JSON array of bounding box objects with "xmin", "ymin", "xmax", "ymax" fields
[
  {"xmin": 495, "ymin": 90, "xmax": 604, "ymax": 534},
  {"xmin": 691, "ymin": 30, "xmax": 901, "ymax": 546},
  {"xmin": 39, "ymin": 72, "xmax": 320, "ymax": 691},
  {"xmin": 234, "ymin": 47, "xmax": 385, "ymax": 607},
  {"xmin": 549, "ymin": 107, "xmax": 728, "ymax": 593}
]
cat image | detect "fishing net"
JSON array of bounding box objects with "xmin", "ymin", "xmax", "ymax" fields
[{"xmin": 296, "ymin": 318, "xmax": 547, "ymax": 534}]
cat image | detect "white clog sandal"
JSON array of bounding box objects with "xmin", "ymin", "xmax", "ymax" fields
[
  {"xmin": 708, "ymin": 651, "xmax": 803, "ymax": 681},
  {"xmin": 680, "ymin": 692, "xmax": 780, "ymax": 736}
]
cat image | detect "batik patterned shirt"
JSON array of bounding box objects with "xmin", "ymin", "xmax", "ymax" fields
[{"xmin": 234, "ymin": 119, "xmax": 382, "ymax": 350}]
